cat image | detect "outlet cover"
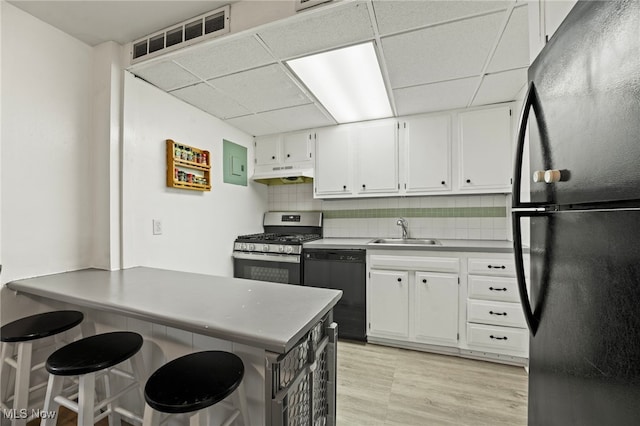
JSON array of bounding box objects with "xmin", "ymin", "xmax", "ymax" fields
[{"xmin": 153, "ymin": 219, "xmax": 162, "ymax": 235}]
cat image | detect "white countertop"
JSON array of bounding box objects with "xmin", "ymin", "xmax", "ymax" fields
[
  {"xmin": 6, "ymin": 267, "xmax": 342, "ymax": 354},
  {"xmin": 304, "ymin": 238, "xmax": 517, "ymax": 253}
]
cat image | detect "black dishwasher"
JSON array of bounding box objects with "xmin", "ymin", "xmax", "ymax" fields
[{"xmin": 303, "ymin": 249, "xmax": 366, "ymax": 342}]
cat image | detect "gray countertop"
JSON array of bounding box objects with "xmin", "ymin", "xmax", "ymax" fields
[
  {"xmin": 6, "ymin": 267, "xmax": 342, "ymax": 354},
  {"xmin": 304, "ymin": 238, "xmax": 517, "ymax": 253}
]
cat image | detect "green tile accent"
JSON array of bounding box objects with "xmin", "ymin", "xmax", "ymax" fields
[{"xmin": 322, "ymin": 207, "xmax": 506, "ymax": 219}]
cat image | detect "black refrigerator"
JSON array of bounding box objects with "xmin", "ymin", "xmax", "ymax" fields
[{"xmin": 511, "ymin": 1, "xmax": 640, "ymax": 425}]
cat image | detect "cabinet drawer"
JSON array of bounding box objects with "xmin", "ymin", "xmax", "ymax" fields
[
  {"xmin": 466, "ymin": 323, "xmax": 529, "ymax": 355},
  {"xmin": 468, "ymin": 258, "xmax": 516, "ymax": 276},
  {"xmin": 467, "ymin": 300, "xmax": 526, "ymax": 328},
  {"xmin": 369, "ymin": 255, "xmax": 459, "ymax": 273},
  {"xmin": 468, "ymin": 275, "xmax": 519, "ymax": 302}
]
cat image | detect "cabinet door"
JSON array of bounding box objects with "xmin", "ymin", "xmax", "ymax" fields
[
  {"xmin": 354, "ymin": 121, "xmax": 398, "ymax": 194},
  {"xmin": 458, "ymin": 106, "xmax": 512, "ymax": 190},
  {"xmin": 282, "ymin": 131, "xmax": 312, "ymax": 163},
  {"xmin": 403, "ymin": 115, "xmax": 451, "ymax": 193},
  {"xmin": 369, "ymin": 270, "xmax": 409, "ymax": 338},
  {"xmin": 314, "ymin": 127, "xmax": 351, "ymax": 196},
  {"xmin": 414, "ymin": 272, "xmax": 458, "ymax": 345},
  {"xmin": 255, "ymin": 135, "xmax": 280, "ymax": 166}
]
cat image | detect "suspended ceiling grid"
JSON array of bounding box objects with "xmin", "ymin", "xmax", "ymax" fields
[{"xmin": 129, "ymin": 0, "xmax": 530, "ymax": 137}]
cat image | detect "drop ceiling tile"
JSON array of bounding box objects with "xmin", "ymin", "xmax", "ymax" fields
[
  {"xmin": 226, "ymin": 114, "xmax": 279, "ymax": 137},
  {"xmin": 393, "ymin": 77, "xmax": 479, "ymax": 116},
  {"xmin": 472, "ymin": 68, "xmax": 528, "ymax": 106},
  {"xmin": 255, "ymin": 104, "xmax": 336, "ymax": 134},
  {"xmin": 131, "ymin": 61, "xmax": 200, "ymax": 91},
  {"xmin": 487, "ymin": 5, "xmax": 530, "ymax": 73},
  {"xmin": 381, "ymin": 11, "xmax": 506, "ymax": 88},
  {"xmin": 173, "ymin": 36, "xmax": 275, "ymax": 80},
  {"xmin": 257, "ymin": 2, "xmax": 374, "ymax": 59},
  {"xmin": 373, "ymin": 1, "xmax": 510, "ymax": 36},
  {"xmin": 170, "ymin": 83, "xmax": 250, "ymax": 119},
  {"xmin": 208, "ymin": 64, "xmax": 310, "ymax": 113}
]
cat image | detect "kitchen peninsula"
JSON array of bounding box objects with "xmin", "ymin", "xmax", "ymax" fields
[{"xmin": 6, "ymin": 267, "xmax": 341, "ymax": 426}]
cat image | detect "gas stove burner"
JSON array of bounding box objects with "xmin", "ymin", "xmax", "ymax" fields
[{"xmin": 236, "ymin": 232, "xmax": 321, "ymax": 244}]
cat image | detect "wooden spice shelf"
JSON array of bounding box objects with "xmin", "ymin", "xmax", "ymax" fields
[{"xmin": 166, "ymin": 139, "xmax": 211, "ymax": 191}]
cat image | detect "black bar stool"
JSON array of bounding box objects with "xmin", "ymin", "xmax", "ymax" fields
[
  {"xmin": 41, "ymin": 331, "xmax": 146, "ymax": 426},
  {"xmin": 0, "ymin": 310, "xmax": 84, "ymax": 426},
  {"xmin": 142, "ymin": 351, "xmax": 250, "ymax": 426}
]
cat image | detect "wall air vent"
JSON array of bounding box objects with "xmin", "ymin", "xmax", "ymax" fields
[
  {"xmin": 295, "ymin": 0, "xmax": 334, "ymax": 12},
  {"xmin": 131, "ymin": 5, "xmax": 230, "ymax": 64}
]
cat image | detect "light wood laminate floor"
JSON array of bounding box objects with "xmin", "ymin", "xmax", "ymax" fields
[
  {"xmin": 28, "ymin": 342, "xmax": 527, "ymax": 425},
  {"xmin": 337, "ymin": 341, "xmax": 528, "ymax": 426}
]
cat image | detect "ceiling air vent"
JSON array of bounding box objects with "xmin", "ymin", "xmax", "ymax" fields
[
  {"xmin": 131, "ymin": 5, "xmax": 230, "ymax": 64},
  {"xmin": 295, "ymin": 0, "xmax": 334, "ymax": 12}
]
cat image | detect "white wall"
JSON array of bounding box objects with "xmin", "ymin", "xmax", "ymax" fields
[
  {"xmin": 91, "ymin": 42, "xmax": 125, "ymax": 270},
  {"xmin": 1, "ymin": 3, "xmax": 94, "ymax": 285},
  {"xmin": 121, "ymin": 72, "xmax": 267, "ymax": 276}
]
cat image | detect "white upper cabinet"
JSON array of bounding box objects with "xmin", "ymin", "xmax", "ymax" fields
[
  {"xmin": 354, "ymin": 120, "xmax": 399, "ymax": 195},
  {"xmin": 254, "ymin": 134, "xmax": 281, "ymax": 166},
  {"xmin": 282, "ymin": 131, "xmax": 312, "ymax": 163},
  {"xmin": 314, "ymin": 126, "xmax": 352, "ymax": 196},
  {"xmin": 310, "ymin": 104, "xmax": 514, "ymax": 198},
  {"xmin": 458, "ymin": 105, "xmax": 513, "ymax": 191},
  {"xmin": 401, "ymin": 114, "xmax": 451, "ymax": 193},
  {"xmin": 529, "ymin": 0, "xmax": 578, "ymax": 62}
]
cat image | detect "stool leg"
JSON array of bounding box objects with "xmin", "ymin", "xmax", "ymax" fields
[
  {"xmin": 141, "ymin": 404, "xmax": 161, "ymax": 426},
  {"xmin": 129, "ymin": 351, "xmax": 147, "ymax": 404},
  {"xmin": 77, "ymin": 373, "xmax": 96, "ymax": 426},
  {"xmin": 189, "ymin": 410, "xmax": 208, "ymax": 426},
  {"xmin": 0, "ymin": 342, "xmax": 12, "ymax": 406},
  {"xmin": 232, "ymin": 380, "xmax": 250, "ymax": 426},
  {"xmin": 12, "ymin": 342, "xmax": 32, "ymax": 426},
  {"xmin": 41, "ymin": 374, "xmax": 64, "ymax": 426},
  {"xmin": 103, "ymin": 373, "xmax": 121, "ymax": 426}
]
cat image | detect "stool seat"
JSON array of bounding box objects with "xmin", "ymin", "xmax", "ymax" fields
[
  {"xmin": 145, "ymin": 351, "xmax": 244, "ymax": 414},
  {"xmin": 0, "ymin": 310, "xmax": 84, "ymax": 342},
  {"xmin": 46, "ymin": 331, "xmax": 143, "ymax": 376}
]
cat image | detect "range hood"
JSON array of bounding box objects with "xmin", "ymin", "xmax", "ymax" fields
[{"xmin": 252, "ymin": 166, "xmax": 314, "ymax": 185}]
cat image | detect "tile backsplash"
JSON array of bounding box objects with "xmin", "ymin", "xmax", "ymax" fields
[{"xmin": 268, "ymin": 183, "xmax": 511, "ymax": 240}]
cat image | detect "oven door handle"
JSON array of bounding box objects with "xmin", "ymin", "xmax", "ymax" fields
[{"xmin": 232, "ymin": 251, "xmax": 301, "ymax": 264}]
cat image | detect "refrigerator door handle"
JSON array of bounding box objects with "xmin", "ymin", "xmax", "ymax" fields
[
  {"xmin": 512, "ymin": 210, "xmax": 541, "ymax": 336},
  {"xmin": 512, "ymin": 81, "xmax": 543, "ymax": 209}
]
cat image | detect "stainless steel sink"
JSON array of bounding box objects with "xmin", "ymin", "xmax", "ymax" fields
[{"xmin": 370, "ymin": 238, "xmax": 440, "ymax": 245}]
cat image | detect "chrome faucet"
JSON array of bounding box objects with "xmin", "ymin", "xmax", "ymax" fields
[{"xmin": 396, "ymin": 217, "xmax": 409, "ymax": 239}]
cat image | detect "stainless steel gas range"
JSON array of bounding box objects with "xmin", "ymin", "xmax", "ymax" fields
[{"xmin": 232, "ymin": 212, "xmax": 322, "ymax": 284}]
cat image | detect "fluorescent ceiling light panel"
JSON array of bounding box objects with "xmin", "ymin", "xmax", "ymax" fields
[{"xmin": 287, "ymin": 42, "xmax": 392, "ymax": 123}]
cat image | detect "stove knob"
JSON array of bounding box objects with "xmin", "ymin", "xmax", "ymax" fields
[
  {"xmin": 285, "ymin": 246, "xmax": 293, "ymax": 254},
  {"xmin": 278, "ymin": 245, "xmax": 285, "ymax": 253},
  {"xmin": 262, "ymin": 244, "xmax": 270, "ymax": 252},
  {"xmin": 247, "ymin": 244, "xmax": 255, "ymax": 251},
  {"xmin": 240, "ymin": 243, "xmax": 247, "ymax": 251}
]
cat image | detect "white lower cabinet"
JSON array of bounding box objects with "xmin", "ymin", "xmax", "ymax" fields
[
  {"xmin": 367, "ymin": 250, "xmax": 529, "ymax": 366},
  {"xmin": 414, "ymin": 272, "xmax": 459, "ymax": 345},
  {"xmin": 465, "ymin": 256, "xmax": 529, "ymax": 360},
  {"xmin": 369, "ymin": 270, "xmax": 409, "ymax": 338},
  {"xmin": 367, "ymin": 252, "xmax": 459, "ymax": 349}
]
